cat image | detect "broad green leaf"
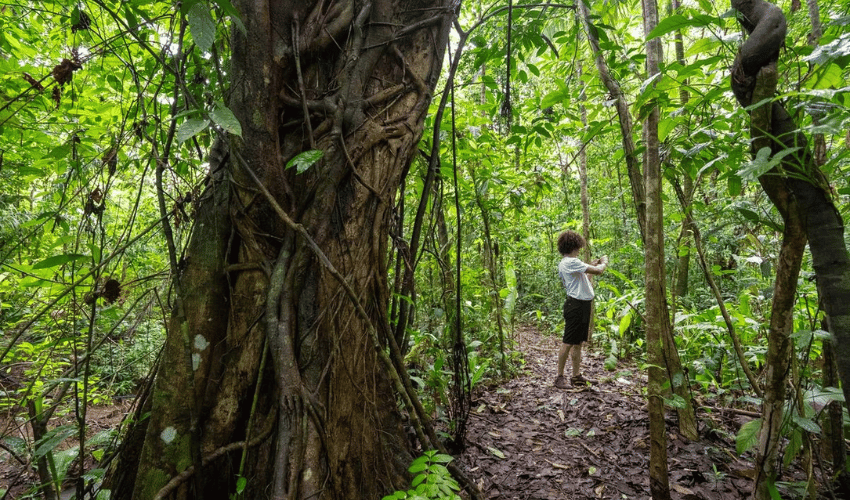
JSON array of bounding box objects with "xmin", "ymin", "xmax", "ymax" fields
[
  {"xmin": 811, "ymin": 63, "xmax": 843, "ymax": 89},
  {"xmin": 663, "ymin": 394, "xmax": 687, "ymax": 409},
  {"xmin": 106, "ymin": 74, "xmax": 123, "ymax": 93},
  {"xmin": 736, "ymin": 418, "xmax": 761, "ymax": 455},
  {"xmin": 177, "ymin": 118, "xmax": 209, "ymax": 143},
  {"xmin": 783, "ymin": 428, "xmax": 802, "ymax": 467},
  {"xmin": 618, "ymin": 312, "xmax": 632, "ymax": 337},
  {"xmin": 727, "ymin": 174, "xmax": 742, "ymax": 197},
  {"xmin": 647, "ymin": 14, "xmax": 718, "ymax": 40},
  {"xmin": 408, "ymin": 461, "xmax": 428, "ymax": 473},
  {"xmin": 487, "ymin": 446, "xmax": 506, "ymax": 459},
  {"xmin": 52, "ymin": 448, "xmax": 80, "ymax": 484},
  {"xmin": 738, "ymin": 146, "xmax": 802, "ymax": 181},
  {"xmin": 803, "ymin": 386, "xmax": 845, "ymax": 407},
  {"xmin": 286, "ymin": 149, "xmax": 324, "ymax": 174},
  {"xmin": 791, "ymin": 415, "xmax": 821, "ymax": 434},
  {"xmin": 34, "ymin": 425, "xmax": 77, "ymax": 458},
  {"xmin": 32, "ymin": 253, "xmax": 88, "ymax": 269},
  {"xmin": 210, "ymin": 104, "xmax": 242, "ymax": 137},
  {"xmin": 735, "ymin": 206, "xmax": 783, "ymax": 232},
  {"xmin": 188, "ymin": 2, "xmax": 216, "ymax": 53}
]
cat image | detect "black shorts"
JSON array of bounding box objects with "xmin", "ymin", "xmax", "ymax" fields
[{"xmin": 562, "ymin": 296, "xmax": 592, "ymax": 345}]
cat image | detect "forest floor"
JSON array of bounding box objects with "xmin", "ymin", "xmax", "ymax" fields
[
  {"xmin": 0, "ymin": 326, "xmax": 811, "ymax": 499},
  {"xmin": 455, "ymin": 325, "xmax": 808, "ymax": 500}
]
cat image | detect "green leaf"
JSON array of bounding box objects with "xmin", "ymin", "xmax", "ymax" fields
[
  {"xmin": 177, "ymin": 118, "xmax": 209, "ymax": 143},
  {"xmin": 618, "ymin": 311, "xmax": 632, "ymax": 337},
  {"xmin": 236, "ymin": 476, "xmax": 247, "ymax": 494},
  {"xmin": 210, "ymin": 104, "xmax": 242, "ymax": 137},
  {"xmin": 663, "ymin": 394, "xmax": 687, "ymax": 409},
  {"xmin": 34, "ymin": 425, "xmax": 77, "ymax": 458},
  {"xmin": 285, "ymin": 149, "xmax": 324, "ymax": 174},
  {"xmin": 52, "ymin": 448, "xmax": 79, "ymax": 484},
  {"xmin": 408, "ymin": 462, "xmax": 428, "ymax": 473},
  {"xmin": 783, "ymin": 428, "xmax": 802, "ymax": 467},
  {"xmin": 738, "ymin": 146, "xmax": 802, "ymax": 180},
  {"xmin": 734, "ymin": 206, "xmax": 783, "ymax": 232},
  {"xmin": 727, "ymin": 174, "xmax": 742, "ymax": 197},
  {"xmin": 487, "ymin": 446, "xmax": 506, "ymax": 459},
  {"xmin": 792, "ymin": 415, "xmax": 821, "ymax": 434},
  {"xmin": 32, "ymin": 253, "xmax": 88, "ymax": 269},
  {"xmin": 188, "ymin": 2, "xmax": 216, "ymax": 53},
  {"xmin": 106, "ymin": 74, "xmax": 123, "ymax": 93},
  {"xmin": 736, "ymin": 418, "xmax": 761, "ymax": 455},
  {"xmin": 647, "ymin": 14, "xmax": 718, "ymax": 40}
]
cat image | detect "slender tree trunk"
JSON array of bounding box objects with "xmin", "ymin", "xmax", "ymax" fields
[
  {"xmin": 823, "ymin": 325, "xmax": 850, "ymax": 496},
  {"xmin": 577, "ymin": 60, "xmax": 596, "ymax": 340},
  {"xmin": 642, "ymin": 0, "xmax": 671, "ymax": 496},
  {"xmin": 582, "ymin": 0, "xmax": 696, "ymax": 441},
  {"xmin": 28, "ymin": 401, "xmax": 58, "ymax": 500},
  {"xmin": 470, "ymin": 164, "xmax": 507, "ymax": 372},
  {"xmin": 671, "ymin": 0, "xmax": 693, "ymax": 300},
  {"xmin": 110, "ymin": 2, "xmax": 459, "ymax": 499}
]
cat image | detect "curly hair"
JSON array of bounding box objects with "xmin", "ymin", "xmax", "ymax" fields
[{"xmin": 557, "ymin": 230, "xmax": 585, "ymax": 256}]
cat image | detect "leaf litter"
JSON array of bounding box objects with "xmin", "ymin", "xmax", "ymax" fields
[{"xmin": 455, "ymin": 325, "xmax": 808, "ymax": 500}]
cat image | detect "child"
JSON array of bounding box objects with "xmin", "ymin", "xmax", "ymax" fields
[{"xmin": 554, "ymin": 230, "xmax": 608, "ymax": 388}]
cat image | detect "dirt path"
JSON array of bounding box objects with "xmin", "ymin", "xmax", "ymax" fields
[{"xmin": 456, "ymin": 326, "xmax": 780, "ymax": 500}]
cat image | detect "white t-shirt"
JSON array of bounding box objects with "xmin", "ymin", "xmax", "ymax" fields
[{"xmin": 558, "ymin": 256, "xmax": 595, "ymax": 301}]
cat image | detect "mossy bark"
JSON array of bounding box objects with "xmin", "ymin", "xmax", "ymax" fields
[{"xmin": 109, "ymin": 1, "xmax": 455, "ymax": 499}]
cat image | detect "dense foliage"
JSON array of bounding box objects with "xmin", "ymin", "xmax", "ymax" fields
[{"xmin": 1, "ymin": 0, "xmax": 849, "ymax": 498}]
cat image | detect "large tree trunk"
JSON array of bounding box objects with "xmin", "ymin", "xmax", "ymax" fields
[
  {"xmin": 727, "ymin": 0, "xmax": 850, "ymax": 496},
  {"xmin": 729, "ymin": 0, "xmax": 850, "ymax": 413},
  {"xmin": 110, "ymin": 2, "xmax": 455, "ymax": 499}
]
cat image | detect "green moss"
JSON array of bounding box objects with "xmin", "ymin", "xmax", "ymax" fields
[{"xmin": 136, "ymin": 467, "xmax": 171, "ymax": 499}]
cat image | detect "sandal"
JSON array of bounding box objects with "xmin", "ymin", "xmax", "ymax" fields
[
  {"xmin": 554, "ymin": 375, "xmax": 570, "ymax": 389},
  {"xmin": 571, "ymin": 374, "xmax": 593, "ymax": 386}
]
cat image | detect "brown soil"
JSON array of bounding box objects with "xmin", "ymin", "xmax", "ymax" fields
[{"xmin": 456, "ymin": 325, "xmax": 807, "ymax": 499}]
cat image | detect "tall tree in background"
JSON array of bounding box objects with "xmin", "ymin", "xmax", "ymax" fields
[
  {"xmin": 580, "ymin": 0, "xmax": 697, "ymax": 441},
  {"xmin": 110, "ymin": 1, "xmax": 458, "ymax": 499}
]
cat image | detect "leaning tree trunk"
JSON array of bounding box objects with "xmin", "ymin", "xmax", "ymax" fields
[
  {"xmin": 728, "ymin": 0, "xmax": 850, "ymax": 496},
  {"xmin": 111, "ymin": 2, "xmax": 456, "ymax": 499}
]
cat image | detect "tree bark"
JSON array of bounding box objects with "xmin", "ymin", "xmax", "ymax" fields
[
  {"xmin": 110, "ymin": 2, "xmax": 457, "ymax": 499},
  {"xmin": 671, "ymin": 0, "xmax": 693, "ymax": 301},
  {"xmin": 642, "ymin": 0, "xmax": 671, "ymax": 496},
  {"xmin": 730, "ymin": 0, "xmax": 850, "ymax": 422},
  {"xmin": 727, "ymin": 0, "xmax": 850, "ymax": 496}
]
